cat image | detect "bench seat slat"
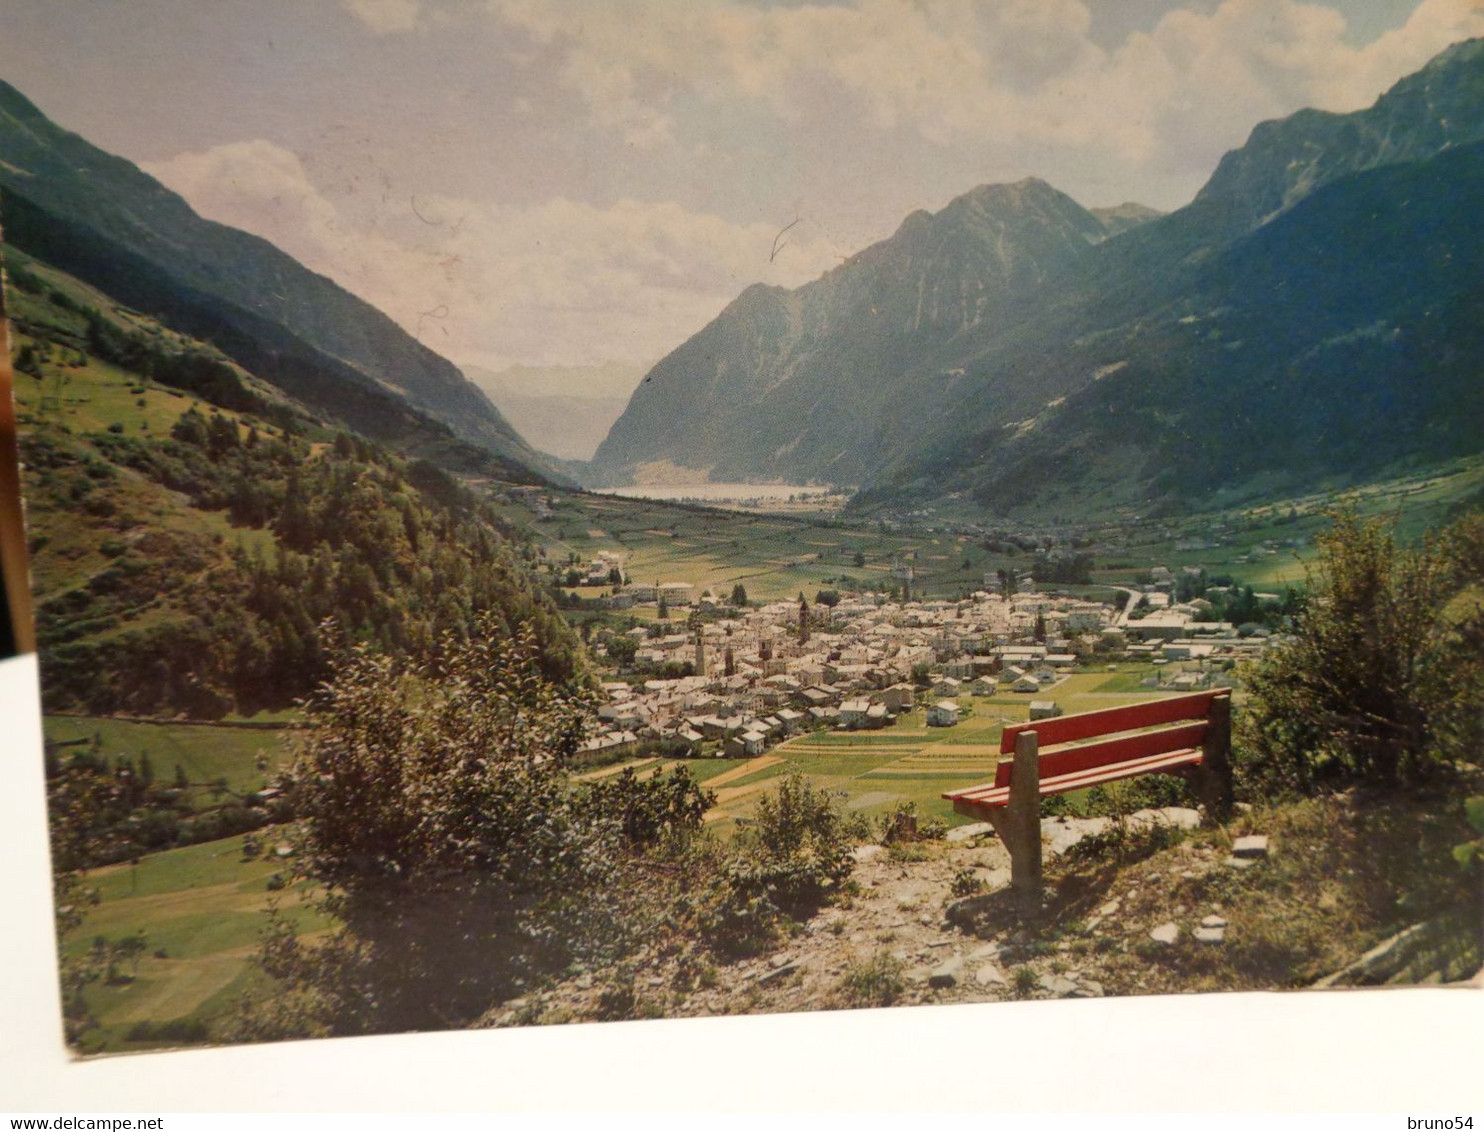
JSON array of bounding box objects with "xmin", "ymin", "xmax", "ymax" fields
[{"xmin": 945, "ymin": 747, "xmax": 1203, "ymax": 813}]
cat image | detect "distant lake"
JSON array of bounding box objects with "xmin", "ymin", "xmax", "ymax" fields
[{"xmin": 595, "ymin": 482, "xmax": 836, "ymax": 503}]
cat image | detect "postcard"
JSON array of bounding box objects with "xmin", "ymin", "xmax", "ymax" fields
[{"xmin": 0, "ymin": 1, "xmax": 1479, "ymax": 1110}]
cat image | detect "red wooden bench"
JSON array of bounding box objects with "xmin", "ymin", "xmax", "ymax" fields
[{"xmin": 943, "ymin": 690, "xmax": 1233, "ymax": 910}]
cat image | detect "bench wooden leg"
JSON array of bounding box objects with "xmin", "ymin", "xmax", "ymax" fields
[
  {"xmin": 1006, "ymin": 730, "xmax": 1042, "ymax": 914},
  {"xmin": 1198, "ymin": 694, "xmax": 1234, "ymax": 823}
]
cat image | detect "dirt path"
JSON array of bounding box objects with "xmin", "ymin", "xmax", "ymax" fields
[
  {"xmin": 573, "ymin": 757, "xmax": 659, "ymax": 782},
  {"xmin": 702, "ymin": 754, "xmax": 781, "ymax": 789},
  {"xmin": 699, "ymin": 755, "xmax": 786, "ymax": 821},
  {"xmin": 708, "ymin": 780, "xmax": 772, "ymax": 809}
]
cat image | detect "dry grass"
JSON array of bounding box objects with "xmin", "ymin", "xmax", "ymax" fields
[{"xmin": 957, "ymin": 787, "xmax": 1482, "ymax": 997}]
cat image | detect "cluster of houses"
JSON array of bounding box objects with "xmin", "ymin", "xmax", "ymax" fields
[
  {"xmin": 611, "ymin": 580, "xmax": 699, "ymax": 610},
  {"xmin": 578, "ymin": 588, "xmax": 1116, "ymax": 758},
  {"xmin": 563, "ymin": 536, "xmax": 1290, "ymax": 759},
  {"xmin": 508, "ymin": 484, "xmax": 554, "ymax": 519},
  {"xmin": 575, "ymin": 550, "xmax": 625, "ymax": 587}
]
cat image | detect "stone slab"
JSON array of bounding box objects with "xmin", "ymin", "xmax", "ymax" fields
[
  {"xmin": 1232, "ymin": 834, "xmax": 1270, "ymax": 858},
  {"xmin": 1149, "ymin": 922, "xmax": 1180, "ymax": 944},
  {"xmin": 1128, "ymin": 807, "xmax": 1202, "ymax": 831},
  {"xmin": 976, "ymin": 964, "xmax": 1007, "ymax": 986},
  {"xmin": 947, "ymin": 821, "xmax": 995, "ymax": 843},
  {"xmin": 1038, "ymin": 973, "xmax": 1079, "ymax": 996},
  {"xmin": 929, "ymin": 955, "xmax": 965, "ymax": 988}
]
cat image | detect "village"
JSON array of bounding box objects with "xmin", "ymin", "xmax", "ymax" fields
[{"xmin": 576, "ymin": 550, "xmax": 1279, "ymax": 761}]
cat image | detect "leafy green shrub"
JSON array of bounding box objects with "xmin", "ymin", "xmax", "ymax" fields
[
  {"xmin": 919, "ymin": 815, "xmax": 948, "ymax": 839},
  {"xmin": 579, "ymin": 764, "xmax": 713, "ymax": 850},
  {"xmin": 1011, "ymin": 966, "xmax": 1038, "ymax": 998},
  {"xmin": 689, "ymin": 871, "xmax": 787, "ymax": 958},
  {"xmin": 593, "ymin": 967, "xmax": 640, "ymax": 1022},
  {"xmin": 879, "ymin": 801, "xmax": 919, "ymax": 844},
  {"xmin": 950, "ymin": 868, "xmax": 986, "ymax": 898},
  {"xmin": 689, "ymin": 773, "xmax": 858, "ymax": 957},
  {"xmin": 1454, "ymin": 796, "xmax": 1484, "ymax": 871},
  {"xmin": 240, "ymin": 624, "xmax": 635, "ymax": 1036},
  {"xmin": 1239, "ymin": 509, "xmax": 1483, "ymax": 795},
  {"xmin": 839, "ymin": 951, "xmax": 905, "ymax": 1008},
  {"xmin": 14, "ymin": 341, "xmax": 43, "ymax": 378},
  {"xmin": 741, "ymin": 773, "xmax": 857, "ymax": 914},
  {"xmin": 1061, "ymin": 815, "xmax": 1186, "ymax": 865}
]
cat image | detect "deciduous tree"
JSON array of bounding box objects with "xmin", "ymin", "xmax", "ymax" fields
[
  {"xmin": 1240, "ymin": 509, "xmax": 1483, "ymax": 794},
  {"xmin": 253, "ymin": 623, "xmax": 618, "ymax": 1033}
]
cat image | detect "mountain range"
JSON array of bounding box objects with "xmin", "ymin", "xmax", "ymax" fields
[
  {"xmin": 591, "ymin": 37, "xmax": 1484, "ymax": 516},
  {"xmin": 0, "ymin": 81, "xmax": 558, "ymax": 485}
]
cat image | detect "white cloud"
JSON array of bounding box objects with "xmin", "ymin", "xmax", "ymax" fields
[
  {"xmin": 342, "ymin": 0, "xmax": 423, "ymax": 36},
  {"xmin": 140, "ymin": 2, "xmax": 1484, "ymax": 379},
  {"xmin": 143, "ymin": 140, "xmax": 845, "ymax": 372},
  {"xmin": 1306, "ymin": 0, "xmax": 1484, "ymax": 106},
  {"xmin": 490, "ymin": 0, "xmax": 1484, "ymax": 204},
  {"xmin": 141, "ymin": 140, "xmax": 419, "ymax": 318}
]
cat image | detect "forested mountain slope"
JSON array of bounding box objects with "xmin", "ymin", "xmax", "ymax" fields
[
  {"xmin": 0, "ymin": 80, "xmax": 560, "ymax": 484},
  {"xmin": 8, "ymin": 249, "xmax": 581, "ymax": 718}
]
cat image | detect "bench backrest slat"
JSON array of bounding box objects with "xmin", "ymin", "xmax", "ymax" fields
[
  {"xmin": 999, "ymin": 689, "xmax": 1225, "ymax": 754},
  {"xmin": 1037, "ymin": 720, "xmax": 1208, "ymax": 780},
  {"xmin": 990, "ymin": 719, "xmax": 1210, "ymax": 789}
]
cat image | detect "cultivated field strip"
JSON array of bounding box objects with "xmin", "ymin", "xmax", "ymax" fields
[
  {"xmin": 782, "ymin": 734, "xmax": 946, "ymax": 749},
  {"xmin": 781, "ymin": 742, "xmax": 937, "ymax": 755},
  {"xmin": 884, "ymin": 753, "xmax": 991, "ymax": 771}
]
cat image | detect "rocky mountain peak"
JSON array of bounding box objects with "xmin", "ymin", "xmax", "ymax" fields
[{"xmin": 1194, "ymin": 35, "xmax": 1484, "ymax": 233}]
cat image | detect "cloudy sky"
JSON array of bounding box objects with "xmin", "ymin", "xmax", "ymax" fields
[{"xmin": 2, "ymin": 0, "xmax": 1481, "ymax": 377}]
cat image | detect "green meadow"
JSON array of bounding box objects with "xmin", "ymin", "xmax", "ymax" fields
[
  {"xmin": 493, "ymin": 491, "xmax": 1016, "ymax": 604},
  {"xmin": 45, "ymin": 716, "xmax": 293, "ymax": 805},
  {"xmin": 66, "ymin": 833, "xmax": 331, "ymax": 1053},
  {"xmin": 699, "ymin": 667, "xmax": 1171, "ymax": 834}
]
